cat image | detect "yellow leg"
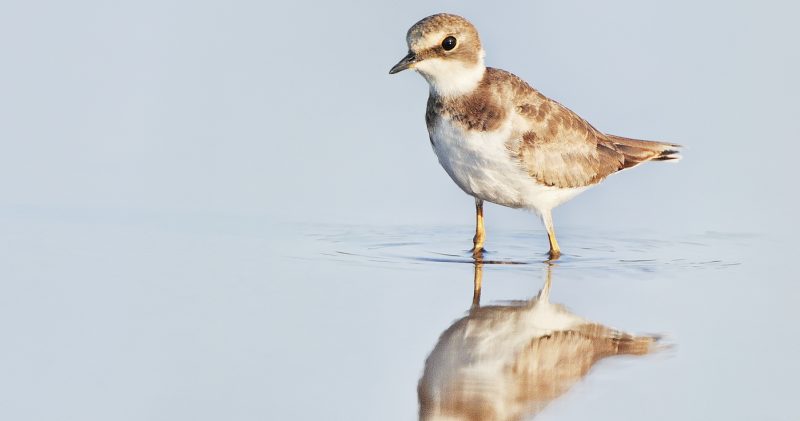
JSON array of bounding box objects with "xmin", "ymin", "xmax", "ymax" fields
[
  {"xmin": 542, "ymin": 210, "xmax": 561, "ymax": 260},
  {"xmin": 537, "ymin": 263, "xmax": 553, "ymax": 303},
  {"xmin": 471, "ymin": 258, "xmax": 483, "ymax": 309},
  {"xmin": 472, "ymin": 198, "xmax": 485, "ymax": 257}
]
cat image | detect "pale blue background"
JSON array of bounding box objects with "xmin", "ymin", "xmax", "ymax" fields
[
  {"xmin": 2, "ymin": 0, "xmax": 797, "ymax": 234},
  {"xmin": 1, "ymin": 1, "xmax": 798, "ymax": 420}
]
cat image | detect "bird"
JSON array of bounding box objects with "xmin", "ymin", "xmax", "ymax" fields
[
  {"xmin": 417, "ymin": 263, "xmax": 661, "ymax": 420},
  {"xmin": 389, "ymin": 13, "xmax": 681, "ymax": 260}
]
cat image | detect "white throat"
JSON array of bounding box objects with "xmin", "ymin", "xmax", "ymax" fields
[{"xmin": 416, "ymin": 52, "xmax": 486, "ymax": 98}]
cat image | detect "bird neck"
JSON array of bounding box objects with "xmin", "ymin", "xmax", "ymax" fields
[{"xmin": 421, "ymin": 57, "xmax": 486, "ymax": 98}]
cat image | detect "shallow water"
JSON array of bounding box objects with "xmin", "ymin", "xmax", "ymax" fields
[{"xmin": 0, "ymin": 215, "xmax": 796, "ymax": 420}]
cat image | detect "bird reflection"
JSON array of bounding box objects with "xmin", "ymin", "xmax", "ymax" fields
[{"xmin": 418, "ymin": 261, "xmax": 660, "ymax": 421}]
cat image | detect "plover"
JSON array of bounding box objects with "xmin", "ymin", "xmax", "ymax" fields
[
  {"xmin": 390, "ymin": 14, "xmax": 681, "ymax": 259},
  {"xmin": 418, "ymin": 264, "xmax": 659, "ymax": 420}
]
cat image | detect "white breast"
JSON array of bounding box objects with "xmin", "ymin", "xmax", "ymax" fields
[{"xmin": 430, "ymin": 117, "xmax": 588, "ymax": 213}]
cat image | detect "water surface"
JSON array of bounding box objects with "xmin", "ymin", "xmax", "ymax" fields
[{"xmin": 2, "ymin": 215, "xmax": 794, "ymax": 420}]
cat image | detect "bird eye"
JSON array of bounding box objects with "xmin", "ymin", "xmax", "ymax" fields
[{"xmin": 441, "ymin": 36, "xmax": 457, "ymax": 51}]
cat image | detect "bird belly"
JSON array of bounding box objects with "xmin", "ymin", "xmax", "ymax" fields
[{"xmin": 430, "ymin": 118, "xmax": 588, "ymax": 212}]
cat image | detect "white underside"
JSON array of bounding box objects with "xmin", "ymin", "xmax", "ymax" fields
[{"xmin": 430, "ymin": 117, "xmax": 589, "ymax": 214}]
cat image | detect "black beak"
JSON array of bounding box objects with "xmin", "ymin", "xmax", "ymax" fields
[{"xmin": 389, "ymin": 51, "xmax": 417, "ymax": 74}]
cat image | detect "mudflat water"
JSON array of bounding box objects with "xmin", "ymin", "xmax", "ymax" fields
[{"xmin": 0, "ymin": 214, "xmax": 796, "ymax": 420}]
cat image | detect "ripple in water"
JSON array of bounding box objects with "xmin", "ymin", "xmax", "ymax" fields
[{"xmin": 303, "ymin": 224, "xmax": 741, "ymax": 275}]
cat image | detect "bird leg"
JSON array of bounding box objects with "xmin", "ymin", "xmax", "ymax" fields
[
  {"xmin": 542, "ymin": 210, "xmax": 561, "ymax": 260},
  {"xmin": 471, "ymin": 258, "xmax": 483, "ymax": 309},
  {"xmin": 471, "ymin": 198, "xmax": 485, "ymax": 257},
  {"xmin": 536, "ymin": 263, "xmax": 553, "ymax": 303}
]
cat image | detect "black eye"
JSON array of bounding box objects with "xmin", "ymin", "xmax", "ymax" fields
[{"xmin": 441, "ymin": 36, "xmax": 457, "ymax": 51}]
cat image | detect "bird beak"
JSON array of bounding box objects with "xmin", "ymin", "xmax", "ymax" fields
[{"xmin": 389, "ymin": 51, "xmax": 417, "ymax": 74}]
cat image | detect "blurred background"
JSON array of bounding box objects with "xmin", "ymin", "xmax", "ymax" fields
[
  {"xmin": 2, "ymin": 0, "xmax": 798, "ymax": 234},
  {"xmin": 1, "ymin": 1, "xmax": 798, "ymax": 420}
]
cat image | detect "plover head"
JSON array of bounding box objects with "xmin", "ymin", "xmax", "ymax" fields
[{"xmin": 389, "ymin": 13, "xmax": 486, "ymax": 97}]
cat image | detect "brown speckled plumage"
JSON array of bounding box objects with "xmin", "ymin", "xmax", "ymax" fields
[
  {"xmin": 426, "ymin": 71, "xmax": 507, "ymax": 132},
  {"xmin": 426, "ymin": 67, "xmax": 679, "ymax": 188}
]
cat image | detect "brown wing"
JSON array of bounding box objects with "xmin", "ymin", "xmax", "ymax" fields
[
  {"xmin": 510, "ymin": 90, "xmax": 625, "ymax": 188},
  {"xmin": 508, "ymin": 326, "xmax": 657, "ymax": 415}
]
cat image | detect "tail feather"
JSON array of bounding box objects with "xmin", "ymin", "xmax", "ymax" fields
[
  {"xmin": 610, "ymin": 332, "xmax": 661, "ymax": 356},
  {"xmin": 606, "ymin": 134, "xmax": 682, "ymax": 169},
  {"xmin": 579, "ymin": 324, "xmax": 662, "ymax": 357}
]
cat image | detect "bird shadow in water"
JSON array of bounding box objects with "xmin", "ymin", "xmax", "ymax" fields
[{"xmin": 418, "ymin": 259, "xmax": 665, "ymax": 421}]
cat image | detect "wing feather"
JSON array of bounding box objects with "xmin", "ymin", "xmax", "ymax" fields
[{"xmin": 498, "ymin": 69, "xmax": 625, "ymax": 188}]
